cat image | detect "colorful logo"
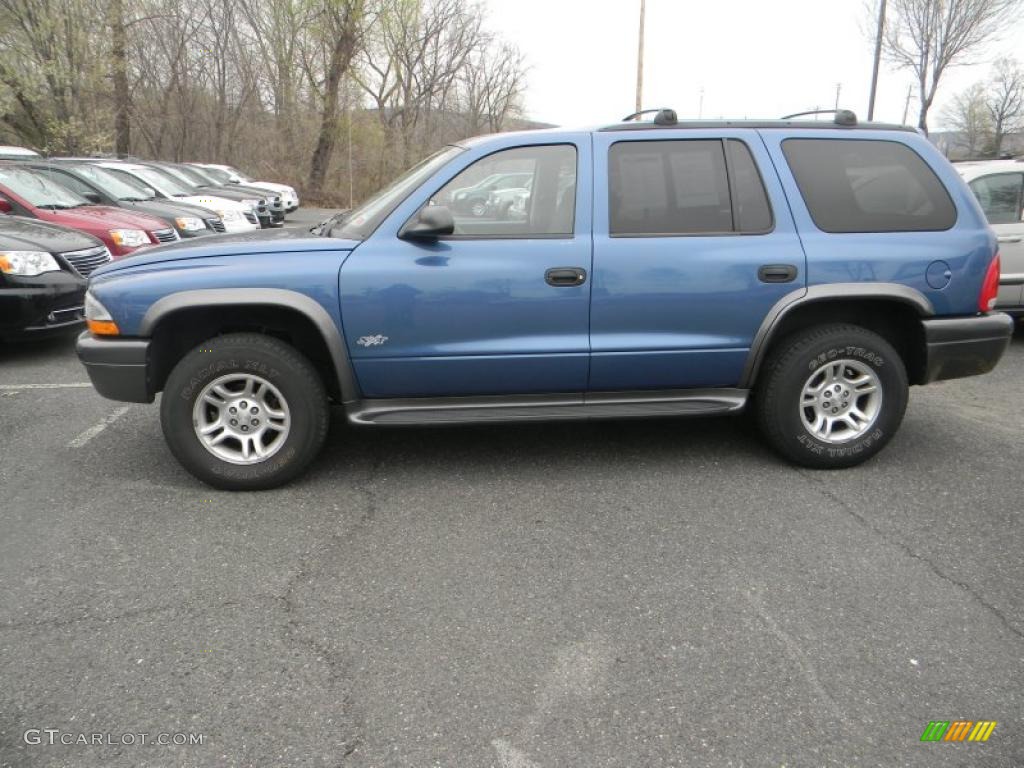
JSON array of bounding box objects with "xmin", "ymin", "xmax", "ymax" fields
[{"xmin": 921, "ymin": 721, "xmax": 997, "ymax": 742}]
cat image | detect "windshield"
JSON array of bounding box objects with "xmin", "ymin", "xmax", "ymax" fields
[
  {"xmin": 74, "ymin": 164, "xmax": 152, "ymax": 201},
  {"xmin": 122, "ymin": 166, "xmax": 190, "ymax": 197},
  {"xmin": 0, "ymin": 167, "xmax": 87, "ymax": 208},
  {"xmin": 334, "ymin": 146, "xmax": 463, "ymax": 240},
  {"xmin": 201, "ymin": 167, "xmax": 232, "ymax": 184},
  {"xmin": 171, "ymin": 165, "xmax": 213, "ymax": 186}
]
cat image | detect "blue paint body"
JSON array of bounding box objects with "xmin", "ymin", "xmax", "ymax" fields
[{"xmin": 88, "ymin": 125, "xmax": 995, "ymax": 400}]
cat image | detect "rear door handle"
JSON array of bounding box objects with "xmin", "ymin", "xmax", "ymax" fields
[
  {"xmin": 545, "ymin": 267, "xmax": 587, "ymax": 286},
  {"xmin": 997, "ymin": 235, "xmax": 1022, "ymax": 243},
  {"xmin": 758, "ymin": 264, "xmax": 798, "ymax": 283}
]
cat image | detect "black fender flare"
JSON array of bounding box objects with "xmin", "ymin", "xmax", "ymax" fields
[
  {"xmin": 140, "ymin": 288, "xmax": 361, "ymax": 403},
  {"xmin": 739, "ymin": 282, "xmax": 934, "ymax": 388}
]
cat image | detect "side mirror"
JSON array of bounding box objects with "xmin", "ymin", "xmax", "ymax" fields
[
  {"xmin": 83, "ymin": 192, "xmax": 102, "ymax": 204},
  {"xmin": 0, "ymin": 197, "xmax": 11, "ymax": 214},
  {"xmin": 401, "ymin": 205, "xmax": 455, "ymax": 240}
]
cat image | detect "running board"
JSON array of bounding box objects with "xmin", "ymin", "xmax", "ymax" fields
[{"xmin": 346, "ymin": 389, "xmax": 748, "ymax": 426}]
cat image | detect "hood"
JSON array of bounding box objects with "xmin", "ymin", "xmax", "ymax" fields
[
  {"xmin": 125, "ymin": 198, "xmax": 216, "ymax": 221},
  {"xmin": 243, "ymin": 181, "xmax": 294, "ymax": 195},
  {"xmin": 90, "ymin": 229, "xmax": 360, "ymax": 278},
  {"xmin": 43, "ymin": 204, "xmax": 172, "ymax": 232},
  {"xmin": 179, "ymin": 195, "xmax": 248, "ymax": 212},
  {"xmin": 0, "ymin": 214, "xmax": 103, "ymax": 253}
]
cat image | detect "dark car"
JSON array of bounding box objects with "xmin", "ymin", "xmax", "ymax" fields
[
  {"xmin": 141, "ymin": 163, "xmax": 278, "ymax": 228},
  {"xmin": 25, "ymin": 160, "xmax": 227, "ymax": 238},
  {"xmin": 1, "ymin": 215, "xmax": 110, "ymax": 339}
]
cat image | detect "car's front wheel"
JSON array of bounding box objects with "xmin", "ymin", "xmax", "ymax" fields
[
  {"xmin": 160, "ymin": 333, "xmax": 329, "ymax": 490},
  {"xmin": 755, "ymin": 324, "xmax": 908, "ymax": 469}
]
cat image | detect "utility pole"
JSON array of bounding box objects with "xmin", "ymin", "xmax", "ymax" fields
[
  {"xmin": 699, "ymin": 87, "xmax": 704, "ymax": 119},
  {"xmin": 867, "ymin": 0, "xmax": 887, "ymax": 120},
  {"xmin": 835, "ymin": 82, "xmax": 842, "ymax": 110},
  {"xmin": 635, "ymin": 0, "xmax": 645, "ymax": 113},
  {"xmin": 901, "ymin": 83, "xmax": 913, "ymax": 125}
]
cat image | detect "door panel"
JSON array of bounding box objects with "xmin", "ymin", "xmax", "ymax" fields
[
  {"xmin": 340, "ymin": 138, "xmax": 593, "ymax": 398},
  {"xmin": 969, "ymin": 173, "xmax": 1024, "ymax": 309},
  {"xmin": 589, "ymin": 130, "xmax": 806, "ymax": 391}
]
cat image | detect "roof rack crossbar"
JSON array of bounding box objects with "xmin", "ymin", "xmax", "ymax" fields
[{"xmin": 780, "ymin": 109, "xmax": 857, "ymax": 126}]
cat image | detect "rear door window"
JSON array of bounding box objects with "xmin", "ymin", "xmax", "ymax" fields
[
  {"xmin": 968, "ymin": 173, "xmax": 1023, "ymax": 225},
  {"xmin": 782, "ymin": 138, "xmax": 956, "ymax": 233}
]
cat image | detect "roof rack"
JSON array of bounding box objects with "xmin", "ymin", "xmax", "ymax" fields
[
  {"xmin": 621, "ymin": 108, "xmax": 678, "ymax": 126},
  {"xmin": 780, "ymin": 109, "xmax": 858, "ymax": 126}
]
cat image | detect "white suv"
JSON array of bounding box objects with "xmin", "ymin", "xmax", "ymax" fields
[
  {"xmin": 957, "ymin": 160, "xmax": 1024, "ymax": 316},
  {"xmin": 192, "ymin": 163, "xmax": 299, "ymax": 212}
]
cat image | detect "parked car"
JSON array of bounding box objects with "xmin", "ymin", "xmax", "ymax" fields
[
  {"xmin": 25, "ymin": 160, "xmax": 226, "ymax": 238},
  {"xmin": 173, "ymin": 164, "xmax": 285, "ymax": 227},
  {"xmin": 92, "ymin": 162, "xmax": 260, "ymax": 233},
  {"xmin": 449, "ymin": 171, "xmax": 532, "ymax": 216},
  {"xmin": 0, "ymin": 164, "xmax": 178, "ymax": 257},
  {"xmin": 0, "ymin": 145, "xmax": 40, "ymax": 160},
  {"xmin": 191, "ymin": 163, "xmax": 299, "ymax": 212},
  {"xmin": 144, "ymin": 163, "xmax": 281, "ymax": 228},
  {"xmin": 1, "ymin": 215, "xmax": 110, "ymax": 339},
  {"xmin": 956, "ymin": 160, "xmax": 1024, "ymax": 317},
  {"xmin": 486, "ymin": 179, "xmax": 531, "ymax": 219},
  {"xmin": 77, "ymin": 109, "xmax": 1013, "ymax": 490}
]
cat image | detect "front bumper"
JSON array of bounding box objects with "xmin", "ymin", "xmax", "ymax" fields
[
  {"xmin": 76, "ymin": 332, "xmax": 153, "ymax": 403},
  {"xmin": 1, "ymin": 272, "xmax": 86, "ymax": 339},
  {"xmin": 921, "ymin": 313, "xmax": 1015, "ymax": 383}
]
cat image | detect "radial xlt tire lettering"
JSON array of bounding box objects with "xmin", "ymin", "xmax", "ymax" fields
[
  {"xmin": 160, "ymin": 333, "xmax": 329, "ymax": 490},
  {"xmin": 755, "ymin": 324, "xmax": 908, "ymax": 469}
]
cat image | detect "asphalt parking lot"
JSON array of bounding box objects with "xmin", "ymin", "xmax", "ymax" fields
[{"xmin": 1, "ymin": 300, "xmax": 1022, "ymax": 766}]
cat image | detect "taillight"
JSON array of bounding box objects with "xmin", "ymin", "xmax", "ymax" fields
[{"xmin": 978, "ymin": 252, "xmax": 1001, "ymax": 313}]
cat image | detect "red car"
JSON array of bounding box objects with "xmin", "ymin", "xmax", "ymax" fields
[{"xmin": 0, "ymin": 164, "xmax": 179, "ymax": 257}]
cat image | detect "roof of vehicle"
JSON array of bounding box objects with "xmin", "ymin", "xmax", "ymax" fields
[
  {"xmin": 953, "ymin": 159, "xmax": 1024, "ymax": 180},
  {"xmin": 0, "ymin": 145, "xmax": 41, "ymax": 158}
]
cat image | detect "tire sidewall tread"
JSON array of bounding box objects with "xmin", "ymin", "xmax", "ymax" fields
[
  {"xmin": 756, "ymin": 323, "xmax": 908, "ymax": 469},
  {"xmin": 160, "ymin": 333, "xmax": 329, "ymax": 490}
]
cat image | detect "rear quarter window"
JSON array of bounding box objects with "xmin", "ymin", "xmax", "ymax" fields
[{"xmin": 782, "ymin": 138, "xmax": 956, "ymax": 233}]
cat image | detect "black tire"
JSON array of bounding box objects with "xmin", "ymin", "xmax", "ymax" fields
[
  {"xmin": 755, "ymin": 324, "xmax": 908, "ymax": 469},
  {"xmin": 160, "ymin": 333, "xmax": 329, "ymax": 490}
]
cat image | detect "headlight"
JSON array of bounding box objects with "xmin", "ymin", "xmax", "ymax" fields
[
  {"xmin": 109, "ymin": 229, "xmax": 150, "ymax": 248},
  {"xmin": 174, "ymin": 216, "xmax": 205, "ymax": 231},
  {"xmin": 244, "ymin": 199, "xmax": 261, "ymax": 213},
  {"xmin": 0, "ymin": 250, "xmax": 61, "ymax": 276},
  {"xmin": 454, "ymin": 191, "xmax": 466, "ymax": 200},
  {"xmin": 216, "ymin": 209, "xmax": 242, "ymax": 223},
  {"xmin": 84, "ymin": 290, "xmax": 119, "ymax": 335}
]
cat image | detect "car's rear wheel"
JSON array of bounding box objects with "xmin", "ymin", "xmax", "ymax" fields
[
  {"xmin": 160, "ymin": 333, "xmax": 329, "ymax": 490},
  {"xmin": 755, "ymin": 324, "xmax": 908, "ymax": 468}
]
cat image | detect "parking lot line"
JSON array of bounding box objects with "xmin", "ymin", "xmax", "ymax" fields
[
  {"xmin": 0, "ymin": 382, "xmax": 92, "ymax": 389},
  {"xmin": 67, "ymin": 405, "xmax": 132, "ymax": 448}
]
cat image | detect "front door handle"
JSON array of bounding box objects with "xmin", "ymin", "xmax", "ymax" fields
[
  {"xmin": 545, "ymin": 267, "xmax": 587, "ymax": 286},
  {"xmin": 758, "ymin": 264, "xmax": 798, "ymax": 283},
  {"xmin": 997, "ymin": 235, "xmax": 1022, "ymax": 243}
]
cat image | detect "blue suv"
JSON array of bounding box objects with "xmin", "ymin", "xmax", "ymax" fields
[{"xmin": 77, "ymin": 110, "xmax": 1014, "ymax": 489}]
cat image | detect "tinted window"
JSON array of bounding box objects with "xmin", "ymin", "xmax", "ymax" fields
[
  {"xmin": 969, "ymin": 173, "xmax": 1023, "ymax": 225},
  {"xmin": 34, "ymin": 168, "xmax": 95, "ymax": 198},
  {"xmin": 609, "ymin": 140, "xmax": 733, "ymax": 235},
  {"xmin": 782, "ymin": 139, "xmax": 955, "ymax": 233},
  {"xmin": 727, "ymin": 140, "xmax": 773, "ymax": 232},
  {"xmin": 426, "ymin": 144, "xmax": 576, "ymax": 237}
]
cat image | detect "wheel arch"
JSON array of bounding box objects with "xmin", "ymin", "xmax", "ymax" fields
[
  {"xmin": 141, "ymin": 288, "xmax": 359, "ymax": 403},
  {"xmin": 741, "ymin": 283, "xmax": 935, "ymax": 388}
]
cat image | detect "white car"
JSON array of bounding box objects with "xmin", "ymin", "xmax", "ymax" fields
[
  {"xmin": 956, "ymin": 160, "xmax": 1024, "ymax": 316},
  {"xmin": 192, "ymin": 163, "xmax": 299, "ymax": 212},
  {"xmin": 94, "ymin": 162, "xmax": 260, "ymax": 234},
  {"xmin": 0, "ymin": 145, "xmax": 40, "ymax": 160}
]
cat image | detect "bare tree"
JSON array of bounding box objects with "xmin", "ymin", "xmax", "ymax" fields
[
  {"xmin": 943, "ymin": 82, "xmax": 992, "ymax": 156},
  {"xmin": 880, "ymin": 0, "xmax": 1021, "ymax": 133},
  {"xmin": 985, "ymin": 56, "xmax": 1024, "ymax": 156}
]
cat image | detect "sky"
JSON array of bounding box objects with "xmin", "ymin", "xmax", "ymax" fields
[{"xmin": 482, "ymin": 0, "xmax": 1024, "ymax": 131}]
